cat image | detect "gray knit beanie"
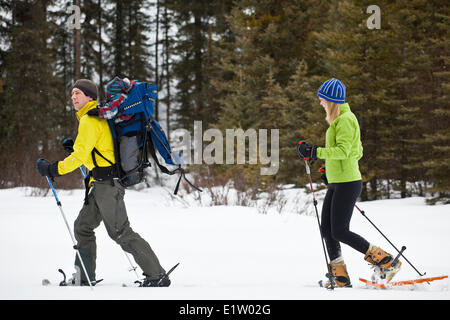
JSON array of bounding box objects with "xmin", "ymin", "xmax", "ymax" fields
[{"xmin": 73, "ymin": 79, "xmax": 98, "ymax": 100}]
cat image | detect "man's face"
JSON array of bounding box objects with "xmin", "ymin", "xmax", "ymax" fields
[{"xmin": 71, "ymin": 88, "xmax": 93, "ymax": 111}]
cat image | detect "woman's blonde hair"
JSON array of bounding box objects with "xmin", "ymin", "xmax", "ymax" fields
[{"xmin": 325, "ymin": 101, "xmax": 341, "ymax": 124}]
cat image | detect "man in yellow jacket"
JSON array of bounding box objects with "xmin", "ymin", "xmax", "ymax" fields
[{"xmin": 37, "ymin": 79, "xmax": 169, "ymax": 287}]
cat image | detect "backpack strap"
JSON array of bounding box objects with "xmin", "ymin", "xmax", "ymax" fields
[
  {"xmin": 147, "ymin": 134, "xmax": 202, "ymax": 195},
  {"xmin": 147, "ymin": 134, "xmax": 174, "ymax": 175},
  {"xmin": 91, "ymin": 148, "xmax": 118, "ymax": 185},
  {"xmin": 173, "ymin": 167, "xmax": 203, "ymax": 195},
  {"xmin": 92, "ymin": 148, "xmax": 114, "ymax": 167}
]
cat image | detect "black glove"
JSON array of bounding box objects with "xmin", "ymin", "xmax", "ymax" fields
[
  {"xmin": 297, "ymin": 141, "xmax": 318, "ymax": 164},
  {"xmin": 62, "ymin": 139, "xmax": 74, "ymax": 154},
  {"xmin": 319, "ymin": 167, "xmax": 328, "ymax": 185},
  {"xmin": 37, "ymin": 158, "xmax": 60, "ymax": 178}
]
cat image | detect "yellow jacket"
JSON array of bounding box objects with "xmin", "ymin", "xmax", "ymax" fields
[{"xmin": 58, "ymin": 100, "xmax": 115, "ymax": 176}]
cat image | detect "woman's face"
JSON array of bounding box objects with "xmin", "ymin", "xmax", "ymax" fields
[{"xmin": 319, "ymin": 98, "xmax": 328, "ymax": 111}]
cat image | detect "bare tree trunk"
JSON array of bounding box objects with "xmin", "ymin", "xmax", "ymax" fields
[
  {"xmin": 114, "ymin": 0, "xmax": 124, "ymax": 76},
  {"xmin": 193, "ymin": 10, "xmax": 203, "ymax": 116},
  {"xmin": 153, "ymin": 0, "xmax": 161, "ymax": 183},
  {"xmin": 163, "ymin": 3, "xmax": 171, "ymax": 140},
  {"xmin": 155, "ymin": 0, "xmax": 160, "ymax": 121},
  {"xmin": 98, "ymin": 0, "xmax": 103, "ymax": 100},
  {"xmin": 74, "ymin": 0, "xmax": 81, "ymax": 79}
]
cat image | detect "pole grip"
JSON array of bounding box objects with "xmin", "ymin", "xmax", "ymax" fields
[{"xmin": 304, "ymin": 160, "xmax": 311, "ymax": 175}]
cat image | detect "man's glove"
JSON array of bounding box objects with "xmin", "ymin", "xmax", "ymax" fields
[
  {"xmin": 37, "ymin": 158, "xmax": 60, "ymax": 178},
  {"xmin": 319, "ymin": 167, "xmax": 328, "ymax": 185},
  {"xmin": 297, "ymin": 141, "xmax": 318, "ymax": 164},
  {"xmin": 62, "ymin": 139, "xmax": 74, "ymax": 154}
]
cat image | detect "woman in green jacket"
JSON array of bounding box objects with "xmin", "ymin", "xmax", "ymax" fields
[{"xmin": 297, "ymin": 78, "xmax": 401, "ymax": 288}]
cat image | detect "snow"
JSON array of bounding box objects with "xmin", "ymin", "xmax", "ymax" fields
[{"xmin": 0, "ymin": 186, "xmax": 449, "ymax": 300}]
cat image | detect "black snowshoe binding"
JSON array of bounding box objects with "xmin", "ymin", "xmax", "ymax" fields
[
  {"xmin": 140, "ymin": 274, "xmax": 171, "ymax": 287},
  {"xmin": 139, "ymin": 263, "xmax": 179, "ymax": 287},
  {"xmin": 60, "ymin": 267, "xmax": 103, "ymax": 286}
]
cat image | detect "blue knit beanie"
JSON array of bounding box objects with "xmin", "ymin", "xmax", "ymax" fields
[{"xmin": 317, "ymin": 78, "xmax": 346, "ymax": 103}]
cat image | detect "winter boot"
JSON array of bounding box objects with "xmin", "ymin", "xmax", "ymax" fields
[
  {"xmin": 364, "ymin": 245, "xmax": 402, "ymax": 282},
  {"xmin": 324, "ymin": 260, "xmax": 352, "ymax": 288},
  {"xmin": 74, "ymin": 247, "xmax": 96, "ymax": 285},
  {"xmin": 140, "ymin": 273, "xmax": 171, "ymax": 287}
]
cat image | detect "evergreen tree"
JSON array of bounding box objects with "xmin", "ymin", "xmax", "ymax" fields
[
  {"xmin": 0, "ymin": 0, "xmax": 11, "ymax": 180},
  {"xmin": 164, "ymin": 0, "xmax": 233, "ymax": 131},
  {"xmin": 312, "ymin": 0, "xmax": 405, "ymax": 200},
  {"xmin": 213, "ymin": 0, "xmax": 331, "ymax": 188},
  {"xmin": 283, "ymin": 61, "xmax": 325, "ymax": 187},
  {"xmin": 50, "ymin": 1, "xmax": 74, "ymax": 97},
  {"xmin": 160, "ymin": 0, "xmax": 175, "ymax": 136},
  {"xmin": 0, "ymin": 0, "xmax": 68, "ymax": 187},
  {"xmin": 107, "ymin": 0, "xmax": 125, "ymax": 77},
  {"xmin": 126, "ymin": 0, "xmax": 152, "ymax": 81},
  {"xmin": 388, "ymin": 0, "xmax": 433, "ymax": 198},
  {"xmin": 417, "ymin": 0, "xmax": 450, "ymax": 204},
  {"xmin": 80, "ymin": 0, "xmax": 99, "ymax": 78},
  {"xmin": 105, "ymin": 0, "xmax": 152, "ymax": 83},
  {"xmin": 73, "ymin": 0, "xmax": 110, "ymax": 102}
]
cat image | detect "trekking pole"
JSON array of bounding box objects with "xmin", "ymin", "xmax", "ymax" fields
[
  {"xmin": 79, "ymin": 166, "xmax": 88, "ymax": 178},
  {"xmin": 300, "ymin": 157, "xmax": 335, "ymax": 289},
  {"xmin": 354, "ymin": 204, "xmax": 426, "ymax": 277},
  {"xmin": 77, "ymin": 166, "xmax": 141, "ymax": 280},
  {"xmin": 43, "ymin": 175, "xmax": 94, "ymax": 290}
]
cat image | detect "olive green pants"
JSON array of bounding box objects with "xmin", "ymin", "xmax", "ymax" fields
[{"xmin": 74, "ymin": 179, "xmax": 165, "ymax": 282}]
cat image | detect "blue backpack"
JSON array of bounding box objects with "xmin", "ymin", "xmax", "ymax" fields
[{"xmin": 88, "ymin": 77, "xmax": 200, "ymax": 194}]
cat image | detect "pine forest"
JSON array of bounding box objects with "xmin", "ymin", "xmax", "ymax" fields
[{"xmin": 0, "ymin": 0, "xmax": 448, "ymax": 204}]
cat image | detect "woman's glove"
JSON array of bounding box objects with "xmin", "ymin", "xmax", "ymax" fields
[
  {"xmin": 297, "ymin": 141, "xmax": 318, "ymax": 164},
  {"xmin": 318, "ymin": 167, "xmax": 328, "ymax": 185}
]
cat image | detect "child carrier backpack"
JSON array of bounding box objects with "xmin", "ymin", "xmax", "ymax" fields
[{"xmin": 86, "ymin": 76, "xmax": 201, "ymax": 194}]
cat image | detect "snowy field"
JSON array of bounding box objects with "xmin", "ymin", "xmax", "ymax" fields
[{"xmin": 0, "ymin": 186, "xmax": 449, "ymax": 300}]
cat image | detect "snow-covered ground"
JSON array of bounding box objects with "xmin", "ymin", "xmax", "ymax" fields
[{"xmin": 0, "ymin": 186, "xmax": 449, "ymax": 300}]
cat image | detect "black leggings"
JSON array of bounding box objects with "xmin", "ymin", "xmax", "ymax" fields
[{"xmin": 320, "ymin": 180, "xmax": 370, "ymax": 261}]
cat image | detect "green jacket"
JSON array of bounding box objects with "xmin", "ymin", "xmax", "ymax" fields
[{"xmin": 316, "ymin": 103, "xmax": 363, "ymax": 183}]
